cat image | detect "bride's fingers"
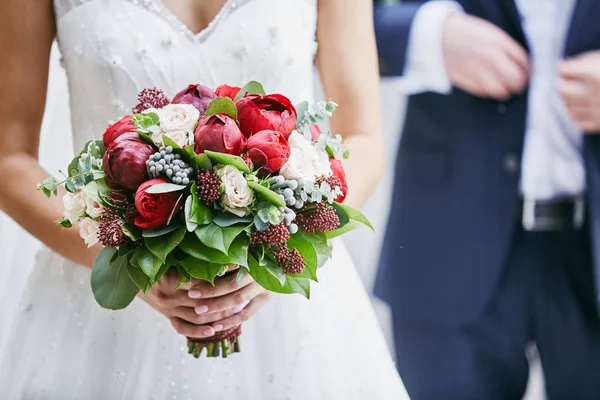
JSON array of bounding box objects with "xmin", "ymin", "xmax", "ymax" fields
[
  {"xmin": 169, "ymin": 317, "xmax": 216, "ymax": 338},
  {"xmin": 193, "ymin": 282, "xmax": 264, "ymax": 315},
  {"xmin": 210, "ymin": 292, "xmax": 272, "ymax": 332},
  {"xmin": 188, "ymin": 270, "xmax": 254, "ymax": 299},
  {"xmin": 173, "ymin": 307, "xmax": 235, "ymax": 325}
]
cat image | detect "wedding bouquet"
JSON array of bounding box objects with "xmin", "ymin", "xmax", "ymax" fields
[{"xmin": 38, "ymin": 81, "xmax": 372, "ymax": 358}]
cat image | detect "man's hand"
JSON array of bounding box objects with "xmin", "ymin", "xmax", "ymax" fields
[
  {"xmin": 442, "ymin": 13, "xmax": 530, "ymax": 100},
  {"xmin": 559, "ymin": 51, "xmax": 600, "ymax": 133}
]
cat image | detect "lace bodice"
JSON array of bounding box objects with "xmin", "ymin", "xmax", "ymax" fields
[{"xmin": 53, "ymin": 0, "xmax": 318, "ymax": 150}]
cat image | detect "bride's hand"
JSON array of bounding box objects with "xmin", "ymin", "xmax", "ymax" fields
[{"xmin": 187, "ymin": 269, "xmax": 273, "ymax": 335}]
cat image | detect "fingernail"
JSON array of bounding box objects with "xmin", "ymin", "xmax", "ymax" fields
[
  {"xmin": 188, "ymin": 290, "xmax": 201, "ymax": 299},
  {"xmin": 232, "ymin": 304, "xmax": 245, "ymax": 314},
  {"xmin": 195, "ymin": 305, "xmax": 209, "ymax": 314},
  {"xmin": 214, "ymin": 324, "xmax": 223, "ymax": 332},
  {"xmin": 203, "ymin": 328, "xmax": 214, "ymax": 336}
]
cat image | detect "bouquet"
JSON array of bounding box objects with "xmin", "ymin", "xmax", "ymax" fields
[{"xmin": 38, "ymin": 81, "xmax": 373, "ymax": 358}]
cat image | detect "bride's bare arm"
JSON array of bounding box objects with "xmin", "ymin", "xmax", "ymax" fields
[
  {"xmin": 316, "ymin": 0, "xmax": 386, "ymax": 208},
  {"xmin": 0, "ymin": 0, "xmax": 100, "ymax": 267}
]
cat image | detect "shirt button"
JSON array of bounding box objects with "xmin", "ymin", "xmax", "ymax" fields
[
  {"xmin": 504, "ymin": 153, "xmax": 519, "ymax": 174},
  {"xmin": 497, "ymin": 103, "xmax": 507, "ymax": 114}
]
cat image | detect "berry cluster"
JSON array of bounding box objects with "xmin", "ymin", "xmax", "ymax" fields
[
  {"xmin": 270, "ymin": 175, "xmax": 342, "ymax": 209},
  {"xmin": 295, "ymin": 202, "xmax": 340, "ymax": 234},
  {"xmin": 147, "ymin": 146, "xmax": 193, "ymax": 185},
  {"xmin": 132, "ymin": 87, "xmax": 170, "ymax": 114},
  {"xmin": 98, "ymin": 208, "xmax": 135, "ymax": 248},
  {"xmin": 273, "ymin": 247, "xmax": 305, "ymax": 275},
  {"xmin": 250, "ymin": 222, "xmax": 290, "ymax": 247},
  {"xmin": 197, "ymin": 169, "xmax": 222, "ymax": 206},
  {"xmin": 278, "ymin": 206, "xmax": 298, "ymax": 234}
]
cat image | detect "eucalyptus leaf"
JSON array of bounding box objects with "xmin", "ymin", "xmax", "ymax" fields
[
  {"xmin": 194, "ymin": 224, "xmax": 247, "ymax": 254},
  {"xmin": 184, "ymin": 196, "xmax": 199, "ymax": 232},
  {"xmin": 137, "ymin": 245, "xmax": 163, "ymax": 280},
  {"xmin": 145, "ymin": 183, "xmax": 187, "ymax": 194},
  {"xmin": 295, "ymin": 101, "xmax": 309, "ymax": 128},
  {"xmin": 178, "ymin": 257, "xmax": 225, "ymax": 285},
  {"xmin": 234, "ymin": 81, "xmax": 266, "ymax": 101},
  {"xmin": 142, "ymin": 221, "xmax": 184, "ymax": 238},
  {"xmin": 205, "ymin": 151, "xmax": 250, "ymax": 173},
  {"xmin": 180, "ymin": 233, "xmax": 249, "ymax": 267},
  {"xmin": 213, "ymin": 212, "xmax": 253, "ymax": 227},
  {"xmin": 206, "ymin": 97, "xmax": 238, "ymax": 120},
  {"xmin": 145, "ymin": 226, "xmax": 186, "ymax": 262},
  {"xmin": 247, "ymin": 181, "xmax": 285, "ymax": 207},
  {"xmin": 91, "ymin": 248, "xmax": 140, "ymax": 310}
]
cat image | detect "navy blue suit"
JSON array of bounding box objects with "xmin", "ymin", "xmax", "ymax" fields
[{"xmin": 374, "ymin": 1, "xmax": 600, "ymax": 398}]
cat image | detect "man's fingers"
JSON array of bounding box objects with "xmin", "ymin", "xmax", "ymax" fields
[
  {"xmin": 498, "ymin": 34, "xmax": 530, "ymax": 76},
  {"xmin": 490, "ymin": 52, "xmax": 528, "ymax": 95},
  {"xmin": 559, "ymin": 79, "xmax": 589, "ymax": 107},
  {"xmin": 558, "ymin": 54, "xmax": 598, "ymax": 82},
  {"xmin": 209, "ymin": 293, "xmax": 272, "ymax": 333}
]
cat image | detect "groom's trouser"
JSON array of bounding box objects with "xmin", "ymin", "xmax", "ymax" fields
[{"xmin": 393, "ymin": 222, "xmax": 600, "ymax": 400}]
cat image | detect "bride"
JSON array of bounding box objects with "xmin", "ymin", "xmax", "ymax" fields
[{"xmin": 0, "ymin": 0, "xmax": 408, "ymax": 398}]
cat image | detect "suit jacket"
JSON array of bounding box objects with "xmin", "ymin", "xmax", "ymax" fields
[{"xmin": 374, "ymin": 0, "xmax": 600, "ymax": 324}]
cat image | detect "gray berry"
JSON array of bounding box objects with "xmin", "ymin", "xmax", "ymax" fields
[
  {"xmin": 159, "ymin": 159, "xmax": 166, "ymax": 165},
  {"xmin": 166, "ymin": 146, "xmax": 173, "ymax": 153},
  {"xmin": 156, "ymin": 164, "xmax": 164, "ymax": 172},
  {"xmin": 284, "ymin": 214, "xmax": 294, "ymax": 226},
  {"xmin": 150, "ymin": 166, "xmax": 156, "ymax": 173},
  {"xmin": 173, "ymin": 165, "xmax": 180, "ymax": 172},
  {"xmin": 285, "ymin": 197, "xmax": 296, "ymax": 207},
  {"xmin": 287, "ymin": 180, "xmax": 298, "ymax": 190},
  {"xmin": 288, "ymin": 224, "xmax": 299, "ymax": 234},
  {"xmin": 166, "ymin": 169, "xmax": 173, "ymax": 177},
  {"xmin": 283, "ymin": 188, "xmax": 294, "ymax": 198},
  {"xmin": 160, "ymin": 150, "xmax": 166, "ymax": 157},
  {"xmin": 294, "ymin": 200, "xmax": 304, "ymax": 209},
  {"xmin": 182, "ymin": 178, "xmax": 190, "ymax": 185}
]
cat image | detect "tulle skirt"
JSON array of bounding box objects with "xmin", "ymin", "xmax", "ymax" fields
[{"xmin": 0, "ymin": 240, "xmax": 408, "ymax": 399}]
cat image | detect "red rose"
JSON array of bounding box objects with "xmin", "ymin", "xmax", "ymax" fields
[
  {"xmin": 215, "ymin": 84, "xmax": 241, "ymax": 100},
  {"xmin": 236, "ymin": 94, "xmax": 297, "ymax": 139},
  {"xmin": 103, "ymin": 115, "xmax": 136, "ymax": 148},
  {"xmin": 134, "ymin": 178, "xmax": 182, "ymax": 229},
  {"xmin": 246, "ymin": 130, "xmax": 290, "ymax": 174},
  {"xmin": 103, "ymin": 132, "xmax": 155, "ymax": 191},
  {"xmin": 194, "ymin": 113, "xmax": 246, "ymax": 155},
  {"xmin": 329, "ymin": 158, "xmax": 348, "ymax": 203},
  {"xmin": 308, "ymin": 124, "xmax": 321, "ymax": 141},
  {"xmin": 171, "ymin": 84, "xmax": 217, "ymax": 116}
]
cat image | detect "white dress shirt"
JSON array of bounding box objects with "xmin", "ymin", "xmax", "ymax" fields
[{"xmin": 402, "ymin": 0, "xmax": 585, "ymax": 201}]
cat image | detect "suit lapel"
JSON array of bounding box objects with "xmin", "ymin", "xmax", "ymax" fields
[
  {"xmin": 565, "ymin": 0, "xmax": 594, "ymax": 56},
  {"xmin": 502, "ymin": 0, "xmax": 528, "ymax": 50}
]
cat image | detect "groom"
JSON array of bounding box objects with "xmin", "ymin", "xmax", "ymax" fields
[{"xmin": 375, "ymin": 0, "xmax": 600, "ymax": 398}]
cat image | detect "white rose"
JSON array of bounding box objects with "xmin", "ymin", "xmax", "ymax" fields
[
  {"xmin": 63, "ymin": 192, "xmax": 86, "ymax": 224},
  {"xmin": 288, "ymin": 131, "xmax": 318, "ymax": 158},
  {"xmin": 280, "ymin": 148, "xmax": 317, "ymax": 182},
  {"xmin": 163, "ymin": 130, "xmax": 189, "ymax": 148},
  {"xmin": 79, "ymin": 218, "xmax": 100, "ymax": 248},
  {"xmin": 216, "ymin": 165, "xmax": 254, "ymax": 217},
  {"xmin": 84, "ymin": 195, "xmax": 104, "ymax": 219},
  {"xmin": 159, "ymin": 104, "xmax": 199, "ymax": 133},
  {"xmin": 313, "ymin": 149, "xmax": 332, "ymax": 177}
]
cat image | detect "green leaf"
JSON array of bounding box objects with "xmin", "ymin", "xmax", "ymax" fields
[
  {"xmin": 195, "ymin": 154, "xmax": 213, "ymax": 170},
  {"xmin": 247, "ymin": 255, "xmax": 311, "ymax": 298},
  {"xmin": 175, "ymin": 265, "xmax": 191, "ymax": 290},
  {"xmin": 264, "ymin": 258, "xmax": 286, "ymax": 286},
  {"xmin": 305, "ymin": 234, "xmax": 333, "ymax": 268},
  {"xmin": 195, "ymin": 224, "xmax": 247, "ymax": 254},
  {"xmin": 184, "ymin": 196, "xmax": 198, "ymax": 232},
  {"xmin": 213, "ymin": 212, "xmax": 253, "ymax": 227},
  {"xmin": 142, "ymin": 221, "xmax": 185, "ymax": 238},
  {"xmin": 56, "ymin": 217, "xmax": 72, "ymax": 228},
  {"xmin": 118, "ymin": 242, "xmax": 138, "ymax": 257},
  {"xmin": 205, "ymin": 151, "xmax": 250, "ymax": 173},
  {"xmin": 295, "ymin": 101, "xmax": 309, "ymax": 128},
  {"xmin": 145, "ymin": 183, "xmax": 187, "ymax": 194},
  {"xmin": 333, "ymin": 203, "xmax": 373, "ymax": 231},
  {"xmin": 145, "ymin": 226, "xmax": 186, "ymax": 262},
  {"xmin": 127, "ymin": 262, "xmax": 153, "ymax": 293},
  {"xmin": 122, "ymin": 223, "xmax": 142, "ymax": 241},
  {"xmin": 331, "ymin": 202, "xmax": 350, "ymax": 228},
  {"xmin": 162, "ymin": 135, "xmax": 182, "ymax": 150},
  {"xmin": 286, "ymin": 235, "xmax": 318, "ymax": 281},
  {"xmin": 137, "ymin": 245, "xmax": 163, "ymax": 280},
  {"xmin": 188, "ymin": 182, "xmax": 213, "ymax": 225},
  {"xmin": 248, "ymin": 181, "xmax": 285, "ymax": 207},
  {"xmin": 234, "ymin": 80, "xmax": 266, "ymax": 101},
  {"xmin": 178, "ymin": 257, "xmax": 225, "ymax": 285},
  {"xmin": 206, "ymin": 97, "xmax": 238, "ymax": 120},
  {"xmin": 324, "ymin": 219, "xmax": 365, "ymax": 239},
  {"xmin": 91, "ymin": 248, "xmax": 140, "ymax": 310},
  {"xmin": 180, "ymin": 233, "xmax": 249, "ymax": 267}
]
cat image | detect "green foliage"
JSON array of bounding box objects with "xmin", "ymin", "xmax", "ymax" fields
[
  {"xmin": 180, "ymin": 233, "xmax": 249, "ymax": 268},
  {"xmin": 234, "ymin": 81, "xmax": 266, "ymax": 101},
  {"xmin": 213, "ymin": 212, "xmax": 253, "ymax": 227},
  {"xmin": 37, "ymin": 176, "xmax": 58, "ymax": 197},
  {"xmin": 145, "ymin": 183, "xmax": 187, "ymax": 194},
  {"xmin": 122, "ymin": 223, "xmax": 142, "ymax": 242},
  {"xmin": 295, "ymin": 101, "xmax": 309, "ymax": 129},
  {"xmin": 162, "ymin": 135, "xmax": 182, "ymax": 150},
  {"xmin": 256, "ymin": 202, "xmax": 284, "ymax": 228},
  {"xmin": 325, "ymin": 203, "xmax": 374, "ymax": 239},
  {"xmin": 145, "ymin": 226, "xmax": 186, "ymax": 262},
  {"xmin": 188, "ymin": 183, "xmax": 213, "ymax": 225},
  {"xmin": 133, "ymin": 112, "xmax": 161, "ymax": 135},
  {"xmin": 248, "ymin": 181, "xmax": 286, "ymax": 207},
  {"xmin": 204, "ymin": 151, "xmax": 250, "ymax": 173},
  {"xmin": 55, "ymin": 217, "xmax": 72, "ymax": 228},
  {"xmin": 247, "ymin": 255, "xmax": 311, "ymax": 298},
  {"xmin": 286, "ymin": 234, "xmax": 318, "ymax": 281},
  {"xmin": 195, "ymin": 154, "xmax": 213, "ymax": 170},
  {"xmin": 305, "ymin": 233, "xmax": 333, "ymax": 268},
  {"xmin": 137, "ymin": 245, "xmax": 163, "ymax": 280},
  {"xmin": 91, "ymin": 248, "xmax": 139, "ymax": 310},
  {"xmin": 206, "ymin": 97, "xmax": 238, "ymax": 120},
  {"xmin": 142, "ymin": 221, "xmax": 185, "ymax": 238},
  {"xmin": 178, "ymin": 257, "xmax": 225, "ymax": 285},
  {"xmin": 195, "ymin": 224, "xmax": 247, "ymax": 255}
]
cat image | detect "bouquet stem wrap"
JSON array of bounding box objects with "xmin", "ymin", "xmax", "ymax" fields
[{"xmin": 187, "ymin": 325, "xmax": 242, "ymax": 358}]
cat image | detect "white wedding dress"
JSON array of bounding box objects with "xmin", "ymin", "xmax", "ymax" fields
[{"xmin": 0, "ymin": 0, "xmax": 409, "ymax": 398}]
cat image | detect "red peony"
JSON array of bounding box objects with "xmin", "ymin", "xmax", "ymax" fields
[
  {"xmin": 329, "ymin": 158, "xmax": 348, "ymax": 203},
  {"xmin": 308, "ymin": 124, "xmax": 322, "ymax": 141},
  {"xmin": 103, "ymin": 132, "xmax": 155, "ymax": 191},
  {"xmin": 194, "ymin": 113, "xmax": 246, "ymax": 155},
  {"xmin": 134, "ymin": 178, "xmax": 182, "ymax": 229},
  {"xmin": 246, "ymin": 130, "xmax": 290, "ymax": 174},
  {"xmin": 103, "ymin": 115, "xmax": 136, "ymax": 148},
  {"xmin": 171, "ymin": 84, "xmax": 217, "ymax": 116},
  {"xmin": 236, "ymin": 94, "xmax": 297, "ymax": 139},
  {"xmin": 215, "ymin": 84, "xmax": 241, "ymax": 101}
]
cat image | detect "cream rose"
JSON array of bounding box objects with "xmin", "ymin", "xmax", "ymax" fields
[
  {"xmin": 84, "ymin": 195, "xmax": 104, "ymax": 219},
  {"xmin": 280, "ymin": 148, "xmax": 317, "ymax": 182},
  {"xmin": 313, "ymin": 149, "xmax": 332, "ymax": 177},
  {"xmin": 159, "ymin": 104, "xmax": 199, "ymax": 133},
  {"xmin": 216, "ymin": 165, "xmax": 254, "ymax": 217},
  {"xmin": 164, "ymin": 130, "xmax": 189, "ymax": 148},
  {"xmin": 63, "ymin": 191, "xmax": 86, "ymax": 224},
  {"xmin": 79, "ymin": 218, "xmax": 100, "ymax": 248}
]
